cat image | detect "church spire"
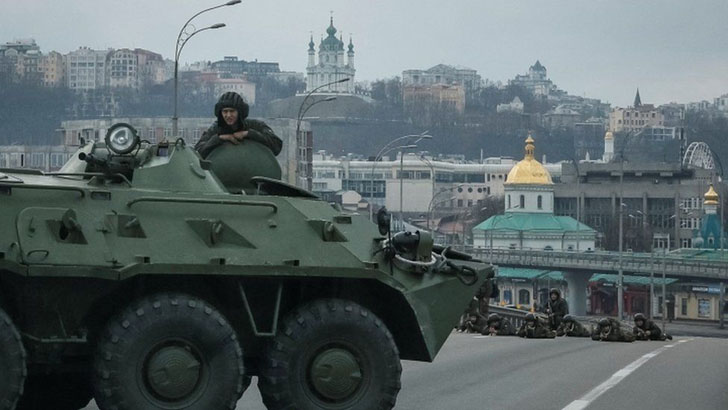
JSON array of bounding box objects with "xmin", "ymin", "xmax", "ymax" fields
[{"xmin": 634, "ymin": 88, "xmax": 642, "ymax": 108}]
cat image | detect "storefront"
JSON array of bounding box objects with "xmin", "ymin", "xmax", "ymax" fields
[{"xmin": 671, "ymin": 284, "xmax": 724, "ymax": 321}]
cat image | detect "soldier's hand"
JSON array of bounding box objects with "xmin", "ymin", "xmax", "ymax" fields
[
  {"xmin": 233, "ymin": 130, "xmax": 248, "ymax": 141},
  {"xmin": 645, "ymin": 331, "xmax": 651, "ymax": 336},
  {"xmin": 219, "ymin": 134, "xmax": 240, "ymax": 145}
]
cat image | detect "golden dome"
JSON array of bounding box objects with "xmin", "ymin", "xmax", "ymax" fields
[
  {"xmin": 505, "ymin": 133, "xmax": 553, "ymax": 185},
  {"xmin": 704, "ymin": 184, "xmax": 719, "ymax": 205},
  {"xmin": 605, "ymin": 131, "xmax": 614, "ymax": 140}
]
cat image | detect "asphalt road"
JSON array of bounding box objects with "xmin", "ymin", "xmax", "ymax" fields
[{"xmin": 84, "ymin": 333, "xmax": 728, "ymax": 410}]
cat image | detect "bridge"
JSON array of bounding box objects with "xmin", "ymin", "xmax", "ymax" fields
[{"xmin": 469, "ymin": 248, "xmax": 728, "ymax": 280}]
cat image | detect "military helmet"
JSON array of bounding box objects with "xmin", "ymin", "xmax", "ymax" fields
[
  {"xmin": 634, "ymin": 313, "xmax": 646, "ymax": 322},
  {"xmin": 487, "ymin": 313, "xmax": 501, "ymax": 324},
  {"xmin": 563, "ymin": 314, "xmax": 575, "ymax": 322},
  {"xmin": 525, "ymin": 313, "xmax": 536, "ymax": 322},
  {"xmin": 598, "ymin": 317, "xmax": 611, "ymax": 327},
  {"xmin": 549, "ymin": 288, "xmax": 560, "ymax": 297}
]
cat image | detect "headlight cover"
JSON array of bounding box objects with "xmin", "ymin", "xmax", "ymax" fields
[{"xmin": 105, "ymin": 123, "xmax": 140, "ymax": 155}]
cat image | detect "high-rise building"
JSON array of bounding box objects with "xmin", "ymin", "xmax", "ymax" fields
[
  {"xmin": 66, "ymin": 47, "xmax": 111, "ymax": 90},
  {"xmin": 305, "ymin": 17, "xmax": 355, "ymax": 94}
]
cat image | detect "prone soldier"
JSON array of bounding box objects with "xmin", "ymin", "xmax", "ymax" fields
[
  {"xmin": 592, "ymin": 317, "xmax": 635, "ymax": 342},
  {"xmin": 517, "ymin": 313, "xmax": 556, "ymax": 338},
  {"xmin": 483, "ymin": 313, "xmax": 516, "ymax": 336},
  {"xmin": 633, "ymin": 313, "xmax": 673, "ymax": 341},
  {"xmin": 556, "ymin": 314, "xmax": 592, "ymax": 337},
  {"xmin": 457, "ymin": 296, "xmax": 487, "ymax": 333}
]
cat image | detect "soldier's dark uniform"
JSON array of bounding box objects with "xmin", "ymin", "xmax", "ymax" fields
[
  {"xmin": 457, "ymin": 279, "xmax": 494, "ymax": 333},
  {"xmin": 457, "ymin": 297, "xmax": 487, "ymax": 333},
  {"xmin": 633, "ymin": 313, "xmax": 672, "ymax": 341},
  {"xmin": 483, "ymin": 313, "xmax": 516, "ymax": 336},
  {"xmin": 517, "ymin": 313, "xmax": 556, "ymax": 338},
  {"xmin": 556, "ymin": 314, "xmax": 592, "ymax": 337},
  {"xmin": 592, "ymin": 317, "xmax": 635, "ymax": 342},
  {"xmin": 195, "ymin": 92, "xmax": 282, "ymax": 159},
  {"xmin": 545, "ymin": 288, "xmax": 569, "ymax": 331}
]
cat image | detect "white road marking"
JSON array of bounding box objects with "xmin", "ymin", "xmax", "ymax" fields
[{"xmin": 562, "ymin": 338, "xmax": 693, "ymax": 410}]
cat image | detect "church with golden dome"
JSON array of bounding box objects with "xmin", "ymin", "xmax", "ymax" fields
[
  {"xmin": 473, "ymin": 134, "xmax": 596, "ymax": 251},
  {"xmin": 693, "ymin": 185, "xmax": 724, "ymax": 249}
]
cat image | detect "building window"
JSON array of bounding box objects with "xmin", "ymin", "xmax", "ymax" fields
[
  {"xmin": 537, "ymin": 195, "xmax": 543, "ymax": 209},
  {"xmin": 508, "ymin": 195, "xmax": 511, "ymax": 208},
  {"xmin": 519, "ymin": 195, "xmax": 525, "ymax": 209},
  {"xmin": 457, "ymin": 199, "xmax": 463, "ymax": 207},
  {"xmin": 698, "ymin": 299, "xmax": 711, "ymax": 318},
  {"xmin": 518, "ymin": 289, "xmax": 530, "ymax": 305},
  {"xmin": 681, "ymin": 298, "xmax": 688, "ymax": 316}
]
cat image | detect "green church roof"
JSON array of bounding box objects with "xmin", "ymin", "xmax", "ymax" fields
[{"xmin": 473, "ymin": 212, "xmax": 596, "ymax": 233}]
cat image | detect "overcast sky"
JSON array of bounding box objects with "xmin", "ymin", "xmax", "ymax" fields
[{"xmin": 3, "ymin": 0, "xmax": 727, "ymax": 106}]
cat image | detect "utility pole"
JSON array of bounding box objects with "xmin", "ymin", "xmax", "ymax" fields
[
  {"xmin": 618, "ymin": 162, "xmax": 624, "ymax": 320},
  {"xmin": 650, "ymin": 252, "xmax": 655, "ymax": 320},
  {"xmin": 661, "ymin": 251, "xmax": 667, "ymax": 332},
  {"xmin": 720, "ymin": 282, "xmax": 725, "ymax": 329}
]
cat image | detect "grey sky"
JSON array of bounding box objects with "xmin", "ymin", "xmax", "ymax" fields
[{"xmin": 3, "ymin": 0, "xmax": 726, "ymax": 106}]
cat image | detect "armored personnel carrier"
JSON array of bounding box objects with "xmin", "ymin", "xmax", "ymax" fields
[{"xmin": 0, "ymin": 123, "xmax": 493, "ymax": 410}]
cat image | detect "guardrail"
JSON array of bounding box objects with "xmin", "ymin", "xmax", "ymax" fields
[{"xmin": 469, "ymin": 248, "xmax": 728, "ymax": 280}]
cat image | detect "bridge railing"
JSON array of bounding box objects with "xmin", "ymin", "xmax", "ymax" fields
[{"xmin": 466, "ymin": 247, "xmax": 728, "ymax": 279}]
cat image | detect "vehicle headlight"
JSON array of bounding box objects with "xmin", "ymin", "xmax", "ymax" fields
[{"xmin": 105, "ymin": 123, "xmax": 140, "ymax": 155}]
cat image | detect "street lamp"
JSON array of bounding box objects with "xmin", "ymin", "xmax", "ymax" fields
[
  {"xmin": 426, "ymin": 184, "xmax": 464, "ymax": 231},
  {"xmin": 367, "ymin": 144, "xmax": 417, "ymax": 222},
  {"xmin": 368, "ymin": 131, "xmax": 432, "ymax": 221},
  {"xmin": 172, "ymin": 0, "xmax": 240, "ymax": 137},
  {"xmin": 296, "ymin": 95, "xmax": 337, "ymax": 190}
]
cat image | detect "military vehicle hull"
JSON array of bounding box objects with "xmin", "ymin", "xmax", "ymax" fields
[{"xmin": 0, "ymin": 135, "xmax": 493, "ymax": 410}]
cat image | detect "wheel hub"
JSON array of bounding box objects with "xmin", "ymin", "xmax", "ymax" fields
[
  {"xmin": 145, "ymin": 345, "xmax": 202, "ymax": 401},
  {"xmin": 309, "ymin": 347, "xmax": 362, "ymax": 402}
]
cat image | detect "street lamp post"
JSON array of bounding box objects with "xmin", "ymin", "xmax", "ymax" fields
[
  {"xmin": 368, "ymin": 144, "xmax": 417, "ymax": 221},
  {"xmin": 172, "ymin": 0, "xmax": 241, "ymax": 137},
  {"xmin": 368, "ymin": 132, "xmax": 432, "ymax": 221}
]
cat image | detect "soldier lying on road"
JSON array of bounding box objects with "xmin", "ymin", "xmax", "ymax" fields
[
  {"xmin": 483, "ymin": 313, "xmax": 516, "ymax": 336},
  {"xmin": 592, "ymin": 317, "xmax": 635, "ymax": 342},
  {"xmin": 517, "ymin": 313, "xmax": 556, "ymax": 338},
  {"xmin": 457, "ymin": 297, "xmax": 487, "ymax": 334},
  {"xmin": 556, "ymin": 314, "xmax": 592, "ymax": 337},
  {"xmin": 633, "ymin": 313, "xmax": 673, "ymax": 341}
]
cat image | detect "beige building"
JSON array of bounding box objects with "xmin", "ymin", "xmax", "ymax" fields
[
  {"xmin": 40, "ymin": 51, "xmax": 66, "ymax": 87},
  {"xmin": 609, "ymin": 90, "xmax": 664, "ymax": 133},
  {"xmin": 403, "ymin": 83, "xmax": 466, "ymax": 115}
]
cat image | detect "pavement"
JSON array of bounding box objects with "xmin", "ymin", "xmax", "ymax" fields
[
  {"xmin": 83, "ymin": 332, "xmax": 728, "ymax": 410},
  {"xmin": 660, "ymin": 319, "xmax": 728, "ymax": 338}
]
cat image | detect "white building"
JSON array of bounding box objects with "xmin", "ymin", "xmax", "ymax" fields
[
  {"xmin": 66, "ymin": 47, "xmax": 111, "ymax": 90},
  {"xmin": 496, "ymin": 96, "xmax": 524, "ymax": 114},
  {"xmin": 311, "ymin": 152, "xmax": 562, "ymax": 215},
  {"xmin": 472, "ymin": 135, "xmax": 596, "ymax": 251},
  {"xmin": 306, "ymin": 17, "xmax": 355, "ymax": 94},
  {"xmin": 402, "ymin": 64, "xmax": 482, "ymax": 94}
]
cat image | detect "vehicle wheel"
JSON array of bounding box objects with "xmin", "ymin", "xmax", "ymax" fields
[
  {"xmin": 15, "ymin": 373, "xmax": 92, "ymax": 410},
  {"xmin": 0, "ymin": 308, "xmax": 25, "ymax": 410},
  {"xmin": 93, "ymin": 293, "xmax": 244, "ymax": 410},
  {"xmin": 259, "ymin": 299, "xmax": 402, "ymax": 410}
]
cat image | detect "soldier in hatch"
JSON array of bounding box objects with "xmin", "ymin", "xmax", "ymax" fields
[
  {"xmin": 633, "ymin": 313, "xmax": 673, "ymax": 341},
  {"xmin": 483, "ymin": 313, "xmax": 516, "ymax": 336},
  {"xmin": 517, "ymin": 313, "xmax": 556, "ymax": 338},
  {"xmin": 556, "ymin": 314, "xmax": 592, "ymax": 337},
  {"xmin": 592, "ymin": 317, "xmax": 635, "ymax": 342},
  {"xmin": 195, "ymin": 92, "xmax": 282, "ymax": 159},
  {"xmin": 545, "ymin": 288, "xmax": 568, "ymax": 331}
]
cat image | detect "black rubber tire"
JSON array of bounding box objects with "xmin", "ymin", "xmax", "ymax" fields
[
  {"xmin": 0, "ymin": 308, "xmax": 25, "ymax": 410},
  {"xmin": 93, "ymin": 293, "xmax": 244, "ymax": 410},
  {"xmin": 259, "ymin": 299, "xmax": 402, "ymax": 410},
  {"xmin": 15, "ymin": 373, "xmax": 92, "ymax": 410}
]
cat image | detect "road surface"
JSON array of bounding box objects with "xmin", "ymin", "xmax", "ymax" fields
[{"xmin": 85, "ymin": 332, "xmax": 728, "ymax": 410}]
